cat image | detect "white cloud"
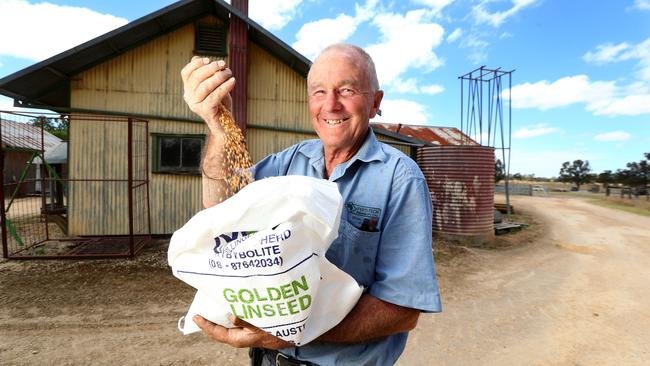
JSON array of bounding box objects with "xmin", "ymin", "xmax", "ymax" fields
[
  {"xmin": 392, "ymin": 78, "xmax": 420, "ymax": 94},
  {"xmin": 446, "ymin": 28, "xmax": 463, "ymax": 43},
  {"xmin": 293, "ymin": 14, "xmax": 357, "ymax": 59},
  {"xmin": 411, "ymin": 0, "xmax": 456, "ymax": 16},
  {"xmin": 460, "ymin": 34, "xmax": 489, "ymax": 64},
  {"xmin": 499, "ymin": 32, "xmax": 513, "ymax": 39},
  {"xmin": 421, "ymin": 84, "xmax": 445, "ymax": 94},
  {"xmin": 366, "ymin": 9, "xmax": 445, "ymax": 87},
  {"xmin": 634, "ymin": 0, "xmax": 650, "ymax": 10},
  {"xmin": 594, "ymin": 131, "xmax": 632, "ymax": 142},
  {"xmin": 508, "ymin": 75, "xmax": 617, "ymax": 110},
  {"xmin": 583, "ymin": 38, "xmax": 650, "ymax": 82},
  {"xmin": 513, "ymin": 123, "xmax": 559, "ymax": 139},
  {"xmin": 354, "ymin": 0, "xmax": 381, "ymax": 22},
  {"xmin": 389, "ymin": 78, "xmax": 445, "ymax": 95},
  {"xmin": 371, "ymin": 99, "xmax": 429, "ymax": 124},
  {"xmin": 583, "ymin": 42, "xmax": 631, "ymax": 64},
  {"xmin": 292, "ymin": 0, "xmax": 379, "ymax": 60},
  {"xmin": 509, "ymin": 74, "xmax": 650, "ymax": 116},
  {"xmin": 249, "ymin": 0, "xmax": 302, "ymax": 30},
  {"xmin": 588, "ymin": 94, "xmax": 650, "ymax": 116},
  {"xmin": 472, "ymin": 0, "xmax": 538, "ymax": 27},
  {"xmin": 293, "ymin": 3, "xmax": 445, "ymax": 91},
  {"xmin": 0, "ymin": 0, "xmax": 127, "ymax": 61}
]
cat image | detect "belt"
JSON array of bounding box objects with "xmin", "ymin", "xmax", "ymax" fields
[{"xmin": 263, "ymin": 349, "xmax": 317, "ymax": 366}]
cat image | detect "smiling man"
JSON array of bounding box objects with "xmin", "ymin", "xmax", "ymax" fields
[{"xmin": 181, "ymin": 44, "xmax": 442, "ymax": 366}]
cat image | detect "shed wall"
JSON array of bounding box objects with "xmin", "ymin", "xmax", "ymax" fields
[
  {"xmin": 68, "ymin": 117, "xmax": 129, "ymax": 235},
  {"xmin": 70, "ymin": 17, "xmax": 225, "ymax": 120},
  {"xmin": 245, "ymin": 43, "xmax": 312, "ymax": 160}
]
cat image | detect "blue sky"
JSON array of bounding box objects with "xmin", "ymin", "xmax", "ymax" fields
[{"xmin": 1, "ymin": 0, "xmax": 649, "ymax": 178}]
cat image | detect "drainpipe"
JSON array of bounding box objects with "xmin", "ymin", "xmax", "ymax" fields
[{"xmin": 230, "ymin": 0, "xmax": 248, "ymax": 136}]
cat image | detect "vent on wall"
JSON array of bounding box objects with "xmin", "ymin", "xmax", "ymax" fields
[{"xmin": 194, "ymin": 24, "xmax": 227, "ymax": 56}]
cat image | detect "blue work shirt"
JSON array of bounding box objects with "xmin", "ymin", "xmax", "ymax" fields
[{"xmin": 253, "ymin": 128, "xmax": 442, "ymax": 366}]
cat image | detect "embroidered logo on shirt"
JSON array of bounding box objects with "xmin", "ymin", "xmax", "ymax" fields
[{"xmin": 345, "ymin": 202, "xmax": 381, "ymax": 232}]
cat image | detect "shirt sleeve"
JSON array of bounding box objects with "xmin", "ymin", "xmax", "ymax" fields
[
  {"xmin": 368, "ymin": 160, "xmax": 442, "ymax": 313},
  {"xmin": 252, "ymin": 144, "xmax": 301, "ymax": 180}
]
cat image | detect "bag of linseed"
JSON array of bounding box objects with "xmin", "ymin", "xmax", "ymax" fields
[{"xmin": 168, "ymin": 175, "xmax": 363, "ymax": 346}]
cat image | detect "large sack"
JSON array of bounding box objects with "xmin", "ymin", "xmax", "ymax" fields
[{"xmin": 168, "ymin": 175, "xmax": 363, "ymax": 346}]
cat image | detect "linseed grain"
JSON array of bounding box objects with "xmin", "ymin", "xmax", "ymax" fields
[{"xmin": 216, "ymin": 103, "xmax": 254, "ymax": 196}]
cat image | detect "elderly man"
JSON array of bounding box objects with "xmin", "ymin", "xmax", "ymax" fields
[{"xmin": 181, "ymin": 44, "xmax": 441, "ymax": 366}]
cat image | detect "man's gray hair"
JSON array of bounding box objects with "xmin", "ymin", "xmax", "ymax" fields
[{"xmin": 310, "ymin": 44, "xmax": 380, "ymax": 92}]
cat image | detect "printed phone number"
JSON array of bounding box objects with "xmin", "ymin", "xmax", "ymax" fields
[{"xmin": 209, "ymin": 256, "xmax": 284, "ymax": 270}]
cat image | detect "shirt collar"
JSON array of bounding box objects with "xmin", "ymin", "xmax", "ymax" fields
[
  {"xmin": 352, "ymin": 128, "xmax": 386, "ymax": 164},
  {"xmin": 300, "ymin": 128, "xmax": 386, "ymax": 180}
]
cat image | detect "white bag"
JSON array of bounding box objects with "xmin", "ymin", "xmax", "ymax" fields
[{"xmin": 168, "ymin": 175, "xmax": 363, "ymax": 346}]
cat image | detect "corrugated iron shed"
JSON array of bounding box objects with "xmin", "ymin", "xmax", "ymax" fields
[
  {"xmin": 371, "ymin": 123, "xmax": 479, "ymax": 146},
  {"xmin": 0, "ymin": 119, "xmax": 62, "ymax": 151}
]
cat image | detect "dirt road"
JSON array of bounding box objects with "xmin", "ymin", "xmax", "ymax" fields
[
  {"xmin": 1, "ymin": 195, "xmax": 649, "ymax": 365},
  {"xmin": 399, "ymin": 195, "xmax": 650, "ymax": 366}
]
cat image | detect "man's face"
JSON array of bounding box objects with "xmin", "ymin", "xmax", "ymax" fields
[{"xmin": 307, "ymin": 50, "xmax": 383, "ymax": 153}]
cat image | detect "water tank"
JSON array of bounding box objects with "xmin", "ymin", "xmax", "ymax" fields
[{"xmin": 417, "ymin": 145, "xmax": 495, "ymax": 246}]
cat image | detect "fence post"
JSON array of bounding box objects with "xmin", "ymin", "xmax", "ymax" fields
[
  {"xmin": 39, "ymin": 117, "xmax": 50, "ymax": 241},
  {"xmin": 0, "ymin": 117, "xmax": 8, "ymax": 258},
  {"xmin": 127, "ymin": 118, "xmax": 134, "ymax": 257}
]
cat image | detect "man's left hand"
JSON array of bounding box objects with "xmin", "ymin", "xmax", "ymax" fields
[{"xmin": 193, "ymin": 315, "xmax": 293, "ymax": 349}]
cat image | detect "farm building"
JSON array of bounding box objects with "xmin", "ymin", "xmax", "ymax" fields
[
  {"xmin": 0, "ymin": 118, "xmax": 65, "ymax": 197},
  {"xmin": 0, "ymin": 0, "xmax": 426, "ymax": 241}
]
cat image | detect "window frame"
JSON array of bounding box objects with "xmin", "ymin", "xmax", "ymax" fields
[{"xmin": 151, "ymin": 133, "xmax": 205, "ymax": 175}]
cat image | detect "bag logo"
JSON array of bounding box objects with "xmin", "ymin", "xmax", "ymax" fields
[{"xmin": 214, "ymin": 231, "xmax": 255, "ymax": 254}]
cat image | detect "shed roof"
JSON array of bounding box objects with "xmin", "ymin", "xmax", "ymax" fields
[
  {"xmin": 1, "ymin": 119, "xmax": 62, "ymax": 152},
  {"xmin": 0, "ymin": 0, "xmax": 311, "ymax": 109},
  {"xmin": 371, "ymin": 123, "xmax": 478, "ymax": 146}
]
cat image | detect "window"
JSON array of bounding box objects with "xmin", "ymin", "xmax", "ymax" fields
[
  {"xmin": 152, "ymin": 134, "xmax": 204, "ymax": 174},
  {"xmin": 194, "ymin": 23, "xmax": 227, "ymax": 56}
]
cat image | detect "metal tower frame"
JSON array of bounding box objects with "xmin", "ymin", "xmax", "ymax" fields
[{"xmin": 459, "ymin": 66, "xmax": 514, "ymax": 214}]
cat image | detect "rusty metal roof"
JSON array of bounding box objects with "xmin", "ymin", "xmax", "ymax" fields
[
  {"xmin": 370, "ymin": 123, "xmax": 478, "ymax": 146},
  {"xmin": 1, "ymin": 119, "xmax": 62, "ymax": 151}
]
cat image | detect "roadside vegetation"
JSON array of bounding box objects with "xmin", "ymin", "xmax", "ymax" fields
[{"xmin": 586, "ymin": 195, "xmax": 650, "ymax": 217}]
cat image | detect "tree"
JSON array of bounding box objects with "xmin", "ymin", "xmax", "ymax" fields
[
  {"xmin": 495, "ymin": 158, "xmax": 505, "ymax": 183},
  {"xmin": 558, "ymin": 159, "xmax": 592, "ymax": 190},
  {"xmin": 614, "ymin": 153, "xmax": 649, "ymax": 188},
  {"xmin": 596, "ymin": 170, "xmax": 614, "ymax": 186},
  {"xmin": 30, "ymin": 116, "xmax": 69, "ymax": 140}
]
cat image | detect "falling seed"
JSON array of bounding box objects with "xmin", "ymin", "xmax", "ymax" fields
[{"xmin": 213, "ymin": 103, "xmax": 254, "ymax": 198}]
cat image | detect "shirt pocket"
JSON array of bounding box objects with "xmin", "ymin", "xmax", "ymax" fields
[{"xmin": 326, "ymin": 219, "xmax": 381, "ymax": 287}]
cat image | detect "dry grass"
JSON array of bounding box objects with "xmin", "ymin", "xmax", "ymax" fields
[{"xmin": 588, "ymin": 195, "xmax": 650, "ymax": 217}]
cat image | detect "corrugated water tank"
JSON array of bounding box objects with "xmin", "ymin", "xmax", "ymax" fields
[{"xmin": 417, "ymin": 145, "xmax": 495, "ymax": 246}]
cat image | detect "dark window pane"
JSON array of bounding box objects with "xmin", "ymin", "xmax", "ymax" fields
[
  {"xmin": 160, "ymin": 137, "xmax": 180, "ymax": 168},
  {"xmin": 181, "ymin": 138, "xmax": 202, "ymax": 168}
]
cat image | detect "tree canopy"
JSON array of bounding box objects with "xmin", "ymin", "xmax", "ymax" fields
[
  {"xmin": 30, "ymin": 116, "xmax": 69, "ymax": 141},
  {"xmin": 558, "ymin": 159, "xmax": 592, "ymax": 190},
  {"xmin": 568, "ymin": 152, "xmax": 649, "ymax": 188}
]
